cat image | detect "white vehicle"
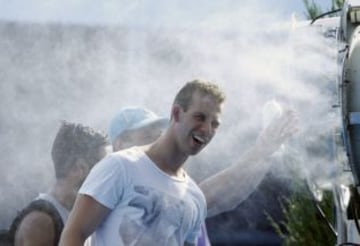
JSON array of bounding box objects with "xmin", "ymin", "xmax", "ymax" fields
[
  {"xmin": 303, "ymin": 0, "xmax": 360, "ymax": 244},
  {"xmin": 337, "ymin": 1, "xmax": 360, "ymax": 244}
]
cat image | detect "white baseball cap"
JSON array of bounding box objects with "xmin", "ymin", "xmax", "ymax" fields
[{"xmin": 108, "ymin": 107, "xmax": 168, "ymax": 143}]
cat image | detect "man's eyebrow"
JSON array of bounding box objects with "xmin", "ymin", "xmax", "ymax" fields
[{"xmin": 192, "ymin": 112, "xmax": 206, "ymax": 116}]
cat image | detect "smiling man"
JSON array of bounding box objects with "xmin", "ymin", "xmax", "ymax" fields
[{"xmin": 60, "ymin": 79, "xmax": 225, "ymax": 246}]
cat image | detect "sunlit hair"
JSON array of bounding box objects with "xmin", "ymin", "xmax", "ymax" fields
[
  {"xmin": 51, "ymin": 121, "xmax": 108, "ymax": 179},
  {"xmin": 173, "ymin": 79, "xmax": 225, "ymax": 111}
]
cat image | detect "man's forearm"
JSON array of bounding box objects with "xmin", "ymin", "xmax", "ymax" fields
[
  {"xmin": 58, "ymin": 229, "xmax": 87, "ymax": 246},
  {"xmin": 200, "ymin": 145, "xmax": 272, "ymax": 217}
]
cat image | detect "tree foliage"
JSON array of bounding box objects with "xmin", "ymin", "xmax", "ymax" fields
[
  {"xmin": 268, "ymin": 179, "xmax": 336, "ymax": 246},
  {"xmin": 302, "ymin": 0, "xmax": 345, "ymax": 20}
]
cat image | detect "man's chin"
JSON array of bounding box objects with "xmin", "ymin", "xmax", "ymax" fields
[{"xmin": 188, "ymin": 146, "xmax": 205, "ymax": 156}]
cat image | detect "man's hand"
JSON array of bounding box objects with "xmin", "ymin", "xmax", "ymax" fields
[
  {"xmin": 255, "ymin": 109, "xmax": 299, "ymax": 157},
  {"xmin": 200, "ymin": 106, "xmax": 300, "ymax": 217}
]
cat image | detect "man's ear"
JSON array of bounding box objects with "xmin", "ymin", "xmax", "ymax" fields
[
  {"xmin": 73, "ymin": 158, "xmax": 89, "ymax": 178},
  {"xmin": 172, "ymin": 104, "xmax": 181, "ymax": 122},
  {"xmin": 112, "ymin": 137, "xmax": 123, "ymax": 152}
]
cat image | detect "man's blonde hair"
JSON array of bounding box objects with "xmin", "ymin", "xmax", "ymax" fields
[{"xmin": 173, "ymin": 79, "xmax": 225, "ymax": 111}]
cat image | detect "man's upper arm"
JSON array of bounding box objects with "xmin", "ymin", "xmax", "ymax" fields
[
  {"xmin": 14, "ymin": 211, "xmax": 55, "ymax": 246},
  {"xmin": 59, "ymin": 194, "xmax": 110, "ymax": 246}
]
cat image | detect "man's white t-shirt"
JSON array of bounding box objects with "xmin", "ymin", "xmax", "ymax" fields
[{"xmin": 79, "ymin": 146, "xmax": 206, "ymax": 246}]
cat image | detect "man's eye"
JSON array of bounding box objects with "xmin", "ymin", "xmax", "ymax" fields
[
  {"xmin": 195, "ymin": 115, "xmax": 205, "ymax": 121},
  {"xmin": 212, "ymin": 122, "xmax": 220, "ymax": 129}
]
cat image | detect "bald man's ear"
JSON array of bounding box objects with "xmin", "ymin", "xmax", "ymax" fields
[{"xmin": 112, "ymin": 137, "xmax": 123, "ymax": 152}]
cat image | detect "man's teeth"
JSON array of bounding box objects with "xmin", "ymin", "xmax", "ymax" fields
[{"xmin": 193, "ymin": 134, "xmax": 205, "ymax": 143}]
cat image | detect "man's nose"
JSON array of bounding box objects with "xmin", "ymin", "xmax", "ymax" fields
[{"xmin": 201, "ymin": 121, "xmax": 213, "ymax": 135}]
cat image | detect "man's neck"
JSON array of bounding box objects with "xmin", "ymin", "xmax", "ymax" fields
[
  {"xmin": 49, "ymin": 180, "xmax": 77, "ymax": 211},
  {"xmin": 145, "ymin": 135, "xmax": 188, "ymax": 178}
]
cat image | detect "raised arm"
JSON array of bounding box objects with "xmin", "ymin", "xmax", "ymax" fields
[
  {"xmin": 59, "ymin": 194, "xmax": 110, "ymax": 246},
  {"xmin": 200, "ymin": 109, "xmax": 299, "ymax": 217}
]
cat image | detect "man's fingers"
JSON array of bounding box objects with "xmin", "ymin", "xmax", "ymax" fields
[
  {"xmin": 278, "ymin": 114, "xmax": 300, "ymax": 141},
  {"xmin": 264, "ymin": 109, "xmax": 299, "ymax": 143}
]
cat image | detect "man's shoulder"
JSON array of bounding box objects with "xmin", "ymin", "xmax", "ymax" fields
[
  {"xmin": 12, "ymin": 199, "xmax": 63, "ymax": 227},
  {"xmin": 17, "ymin": 210, "xmax": 55, "ymax": 231},
  {"xmin": 111, "ymin": 146, "xmax": 145, "ymax": 163},
  {"xmin": 92, "ymin": 147, "xmax": 145, "ymax": 176},
  {"xmin": 8, "ymin": 199, "xmax": 64, "ymax": 245},
  {"xmin": 14, "ymin": 210, "xmax": 56, "ymax": 245}
]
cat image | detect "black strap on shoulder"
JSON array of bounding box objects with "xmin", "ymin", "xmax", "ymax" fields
[
  {"xmin": 0, "ymin": 229, "xmax": 13, "ymax": 246},
  {"xmin": 7, "ymin": 199, "xmax": 64, "ymax": 246}
]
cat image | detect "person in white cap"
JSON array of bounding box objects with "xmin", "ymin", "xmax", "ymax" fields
[
  {"xmin": 60, "ymin": 79, "xmax": 298, "ymax": 246},
  {"xmin": 108, "ymin": 107, "xmax": 168, "ymax": 152}
]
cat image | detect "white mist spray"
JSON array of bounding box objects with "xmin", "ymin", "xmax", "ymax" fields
[{"xmin": 0, "ymin": 1, "xmax": 338, "ymax": 231}]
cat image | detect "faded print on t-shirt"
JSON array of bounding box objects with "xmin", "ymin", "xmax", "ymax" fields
[{"xmin": 118, "ymin": 185, "xmax": 186, "ymax": 245}]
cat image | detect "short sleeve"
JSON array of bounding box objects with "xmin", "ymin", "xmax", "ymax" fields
[
  {"xmin": 185, "ymin": 195, "xmax": 207, "ymax": 244},
  {"xmin": 79, "ymin": 154, "xmax": 126, "ymax": 209}
]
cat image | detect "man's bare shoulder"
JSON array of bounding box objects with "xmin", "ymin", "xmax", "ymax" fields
[{"xmin": 15, "ymin": 211, "xmax": 55, "ymax": 246}]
